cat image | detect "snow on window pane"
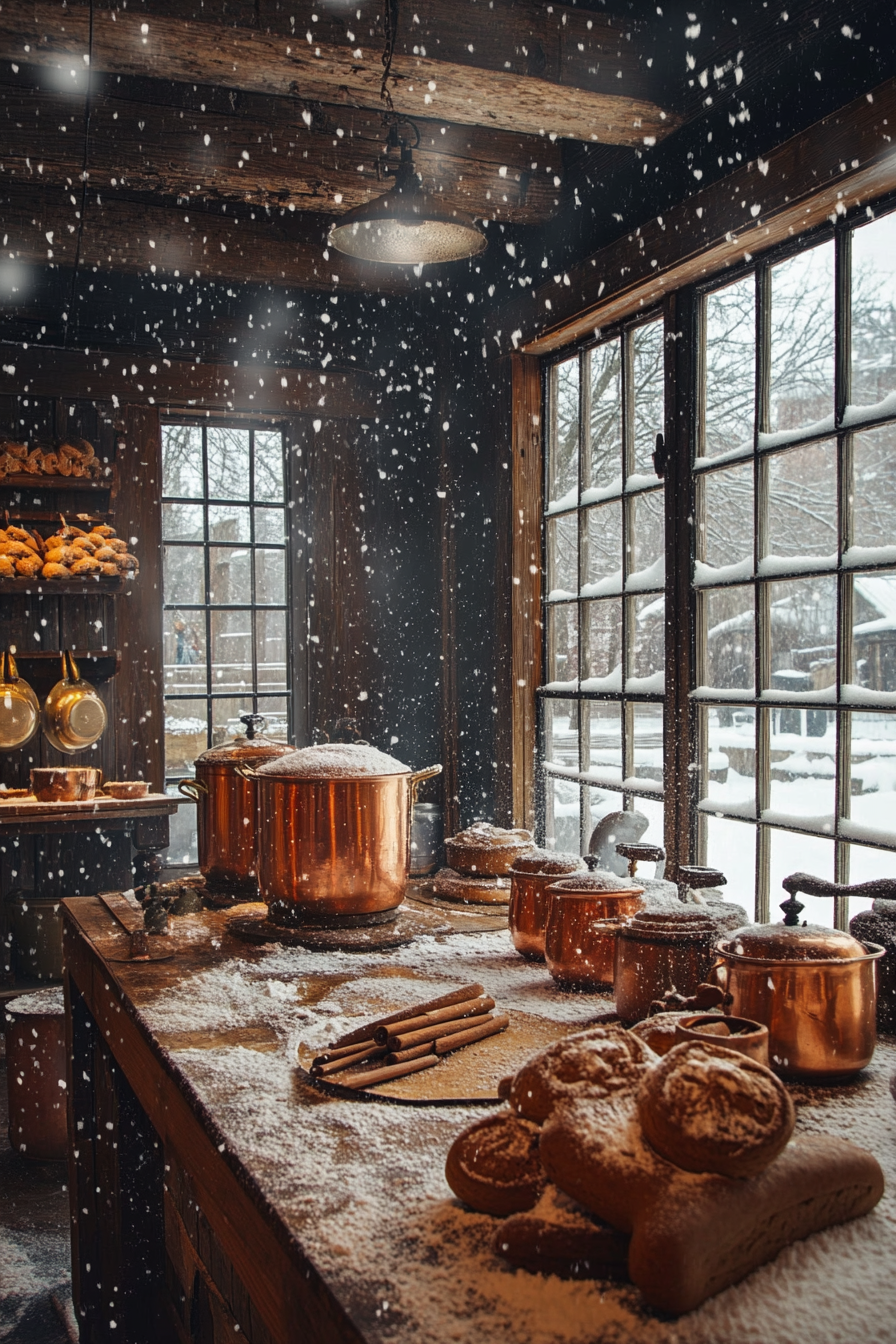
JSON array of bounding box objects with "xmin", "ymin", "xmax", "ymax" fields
[
  {"xmin": 766, "ymin": 439, "xmax": 837, "ymax": 562},
  {"xmin": 211, "ymin": 696, "xmax": 255, "ymax": 745},
  {"xmin": 584, "ymin": 701, "xmax": 622, "ymax": 781},
  {"xmin": 703, "ymin": 275, "xmax": 755, "ymax": 459},
  {"xmin": 544, "ymin": 604, "xmax": 578, "ymax": 688},
  {"xmin": 546, "ymin": 512, "xmax": 577, "ymax": 600},
  {"xmin": 629, "ymin": 593, "xmax": 665, "ymax": 686},
  {"xmin": 207, "ymin": 426, "xmax": 250, "ymax": 500},
  {"xmin": 703, "ymin": 813, "xmax": 756, "ymax": 916},
  {"xmin": 589, "ymin": 337, "xmax": 622, "ymax": 492},
  {"xmin": 769, "ymin": 239, "xmax": 835, "ymax": 435},
  {"xmin": 582, "ymin": 501, "xmax": 621, "ymax": 596},
  {"xmin": 845, "ymin": 711, "xmax": 896, "ymax": 846},
  {"xmin": 163, "ymin": 784, "xmax": 199, "ymax": 866},
  {"xmin": 701, "ymin": 586, "xmax": 755, "ymax": 693},
  {"xmin": 163, "ymin": 543, "xmax": 205, "ymax": 605},
  {"xmin": 162, "ymin": 423, "xmax": 203, "ymax": 497},
  {"xmin": 546, "ymin": 774, "xmax": 582, "ymax": 854},
  {"xmin": 164, "ymin": 700, "xmax": 208, "ymax": 772},
  {"xmin": 548, "ymin": 356, "xmax": 579, "ymax": 511},
  {"xmin": 209, "ymin": 502, "xmax": 251, "ymax": 544},
  {"xmin": 852, "ymin": 424, "xmax": 896, "ymax": 557},
  {"xmin": 209, "ymin": 546, "xmax": 251, "ymax": 605},
  {"xmin": 253, "ymin": 429, "xmax": 285, "ymax": 501},
  {"xmin": 543, "ymin": 698, "xmax": 578, "ymax": 771},
  {"xmin": 629, "ymin": 488, "xmax": 664, "ymax": 588},
  {"xmin": 163, "ymin": 611, "xmax": 206, "ymax": 692},
  {"xmin": 632, "ymin": 702, "xmax": 663, "ymax": 786},
  {"xmin": 582, "ymin": 599, "xmax": 623, "ymax": 688},
  {"xmin": 767, "ymin": 576, "xmax": 837, "ymax": 693},
  {"xmin": 632, "ymin": 319, "xmax": 664, "ymax": 475},
  {"xmin": 255, "ymin": 696, "xmax": 289, "ymax": 741},
  {"xmin": 699, "ymin": 704, "xmax": 756, "ymax": 814},
  {"xmin": 698, "ymin": 461, "xmax": 753, "ymax": 579},
  {"xmin": 768, "ymin": 828, "xmax": 835, "ymax": 927},
  {"xmin": 630, "ymin": 792, "xmax": 665, "ymax": 855},
  {"xmin": 162, "ymin": 501, "xmax": 203, "ymax": 541},
  {"xmin": 254, "ymin": 506, "xmax": 287, "ymax": 543},
  {"xmin": 210, "ymin": 610, "xmax": 250, "ymax": 696},
  {"xmin": 767, "ymin": 704, "xmax": 835, "ymax": 821},
  {"xmin": 256, "ymin": 610, "xmax": 287, "ymax": 690},
  {"xmin": 851, "ymin": 209, "xmax": 896, "ymax": 409},
  {"xmin": 851, "ymin": 571, "xmax": 896, "ymax": 693}
]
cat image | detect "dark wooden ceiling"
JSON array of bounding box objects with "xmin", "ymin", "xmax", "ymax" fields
[{"xmin": 0, "ymin": 0, "xmax": 888, "ymax": 296}]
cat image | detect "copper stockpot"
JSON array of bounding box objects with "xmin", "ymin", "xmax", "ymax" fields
[
  {"xmin": 178, "ymin": 714, "xmax": 293, "ymax": 893},
  {"xmin": 614, "ymin": 909, "xmax": 719, "ymax": 1024},
  {"xmin": 244, "ymin": 747, "xmax": 442, "ymax": 923},
  {"xmin": 508, "ymin": 850, "xmax": 586, "ymax": 959},
  {"xmin": 711, "ymin": 872, "xmax": 887, "ymax": 1080},
  {"xmin": 543, "ymin": 875, "xmax": 644, "ymax": 990}
]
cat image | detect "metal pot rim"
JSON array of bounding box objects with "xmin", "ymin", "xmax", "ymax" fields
[{"xmin": 715, "ymin": 937, "xmax": 886, "ymax": 967}]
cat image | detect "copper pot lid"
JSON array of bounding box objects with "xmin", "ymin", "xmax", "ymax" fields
[
  {"xmin": 196, "ymin": 714, "xmax": 293, "ymax": 766},
  {"xmin": 720, "ymin": 923, "xmax": 869, "ymax": 962},
  {"xmin": 620, "ymin": 909, "xmax": 718, "ymax": 937},
  {"xmin": 547, "ymin": 874, "xmax": 644, "ymax": 898},
  {"xmin": 255, "ymin": 741, "xmax": 412, "ymax": 779},
  {"xmin": 509, "ymin": 848, "xmax": 586, "ymax": 876}
]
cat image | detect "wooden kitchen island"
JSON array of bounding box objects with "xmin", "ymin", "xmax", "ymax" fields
[{"xmin": 61, "ymin": 896, "xmax": 896, "ymax": 1344}]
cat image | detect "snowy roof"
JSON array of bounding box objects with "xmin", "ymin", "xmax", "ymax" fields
[{"xmin": 854, "ymin": 574, "xmax": 896, "ymax": 636}]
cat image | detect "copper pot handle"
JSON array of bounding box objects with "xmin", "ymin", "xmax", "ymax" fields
[
  {"xmin": 233, "ymin": 763, "xmax": 260, "ymax": 782},
  {"xmin": 409, "ymin": 763, "xmax": 442, "ymax": 805},
  {"xmin": 178, "ymin": 779, "xmax": 207, "ymax": 801}
]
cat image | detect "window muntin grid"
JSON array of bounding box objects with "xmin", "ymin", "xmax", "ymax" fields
[
  {"xmin": 694, "ymin": 206, "xmax": 896, "ymax": 923},
  {"xmin": 161, "ymin": 422, "xmax": 291, "ymax": 803},
  {"xmin": 541, "ymin": 316, "xmax": 666, "ymax": 857}
]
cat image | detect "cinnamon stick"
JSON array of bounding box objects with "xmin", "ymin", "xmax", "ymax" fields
[
  {"xmin": 311, "ymin": 1045, "xmax": 387, "ymax": 1077},
  {"xmin": 372, "ymin": 995, "xmax": 494, "ymax": 1044},
  {"xmin": 386, "ymin": 1011, "xmax": 495, "ymax": 1053},
  {"xmin": 434, "ymin": 1014, "xmax": 510, "ymax": 1055},
  {"xmin": 328, "ymin": 982, "xmax": 485, "ymax": 1050},
  {"xmin": 385, "ymin": 1041, "xmax": 435, "ymax": 1065},
  {"xmin": 341, "ymin": 1054, "xmax": 440, "ymax": 1090},
  {"xmin": 312, "ymin": 1038, "xmax": 376, "ymax": 1067}
]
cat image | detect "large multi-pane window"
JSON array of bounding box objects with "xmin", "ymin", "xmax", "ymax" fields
[
  {"xmin": 540, "ymin": 202, "xmax": 896, "ymax": 926},
  {"xmin": 695, "ymin": 208, "xmax": 896, "ymax": 924},
  {"xmin": 161, "ymin": 422, "xmax": 291, "ymax": 861},
  {"xmin": 541, "ymin": 316, "xmax": 666, "ymax": 857}
]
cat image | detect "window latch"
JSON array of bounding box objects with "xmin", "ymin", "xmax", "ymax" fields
[{"xmin": 653, "ymin": 431, "xmax": 667, "ymax": 480}]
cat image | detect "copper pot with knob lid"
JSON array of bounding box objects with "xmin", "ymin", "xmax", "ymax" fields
[
  {"xmin": 712, "ymin": 872, "xmax": 886, "ymax": 1080},
  {"xmin": 178, "ymin": 713, "xmax": 292, "ymax": 894}
]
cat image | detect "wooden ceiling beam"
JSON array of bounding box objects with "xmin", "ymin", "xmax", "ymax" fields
[
  {"xmin": 0, "ymin": 75, "xmax": 564, "ymax": 224},
  {"xmin": 0, "ymin": 0, "xmax": 680, "ymax": 146},
  {"xmin": 0, "ymin": 184, "xmax": 418, "ymax": 292},
  {"xmin": 0, "ymin": 341, "xmax": 379, "ymax": 416}
]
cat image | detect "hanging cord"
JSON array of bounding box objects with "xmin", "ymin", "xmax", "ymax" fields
[
  {"xmin": 380, "ymin": 0, "xmax": 398, "ymax": 110},
  {"xmin": 64, "ymin": 0, "xmax": 95, "ymax": 350}
]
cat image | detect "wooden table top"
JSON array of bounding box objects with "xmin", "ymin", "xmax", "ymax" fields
[
  {"xmin": 0, "ymin": 792, "xmax": 177, "ymax": 828},
  {"xmin": 62, "ymin": 895, "xmax": 896, "ymax": 1344}
]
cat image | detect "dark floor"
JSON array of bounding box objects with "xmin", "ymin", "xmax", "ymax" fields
[{"xmin": 0, "ymin": 1044, "xmax": 78, "ymax": 1343}]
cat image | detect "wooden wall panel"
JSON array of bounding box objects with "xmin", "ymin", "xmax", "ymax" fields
[{"xmin": 510, "ymin": 353, "xmax": 543, "ymax": 832}]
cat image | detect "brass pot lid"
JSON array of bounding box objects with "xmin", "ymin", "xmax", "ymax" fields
[
  {"xmin": 197, "ymin": 714, "xmax": 292, "ymax": 766},
  {"xmin": 255, "ymin": 742, "xmax": 412, "ymax": 779},
  {"xmin": 509, "ymin": 848, "xmax": 586, "ymax": 876},
  {"xmin": 720, "ymin": 922, "xmax": 869, "ymax": 962}
]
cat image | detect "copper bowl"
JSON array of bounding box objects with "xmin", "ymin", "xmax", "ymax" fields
[
  {"xmin": 30, "ymin": 766, "xmax": 102, "ymax": 803},
  {"xmin": 544, "ymin": 878, "xmax": 644, "ymax": 991},
  {"xmin": 674, "ymin": 1014, "xmax": 769, "ymax": 1065},
  {"xmin": 102, "ymin": 780, "xmax": 150, "ymax": 799}
]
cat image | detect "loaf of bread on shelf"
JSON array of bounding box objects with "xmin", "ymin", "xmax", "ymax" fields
[
  {"xmin": 70, "ymin": 555, "xmax": 102, "ymax": 576},
  {"xmin": 42, "ymin": 562, "xmax": 71, "ymax": 580},
  {"xmin": 15, "ymin": 553, "xmax": 43, "ymax": 577}
]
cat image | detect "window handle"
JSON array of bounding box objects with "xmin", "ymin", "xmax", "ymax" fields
[{"xmin": 652, "ymin": 431, "xmax": 667, "ymax": 480}]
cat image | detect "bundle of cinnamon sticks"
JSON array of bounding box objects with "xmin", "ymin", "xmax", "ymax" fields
[{"xmin": 310, "ymin": 982, "xmax": 509, "ymax": 1090}]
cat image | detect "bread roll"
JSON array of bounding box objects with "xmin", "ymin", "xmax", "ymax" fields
[
  {"xmin": 637, "ymin": 1041, "xmax": 794, "ymax": 1179},
  {"xmin": 15, "ymin": 554, "xmax": 43, "ymax": 577},
  {"xmin": 492, "ymin": 1185, "xmax": 630, "ymax": 1280},
  {"xmin": 70, "ymin": 555, "xmax": 102, "ymax": 575},
  {"xmin": 0, "ymin": 554, "xmax": 16, "ymax": 577},
  {"xmin": 42, "ymin": 562, "xmax": 71, "ymax": 580},
  {"xmin": 509, "ymin": 1025, "xmax": 656, "ymax": 1124},
  {"xmin": 46, "ymin": 547, "xmax": 79, "ymax": 566},
  {"xmin": 445, "ymin": 1111, "xmax": 546, "ymax": 1216}
]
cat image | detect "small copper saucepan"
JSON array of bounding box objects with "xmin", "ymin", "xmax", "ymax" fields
[
  {"xmin": 543, "ymin": 875, "xmax": 644, "ymax": 991},
  {"xmin": 31, "ymin": 766, "xmax": 103, "ymax": 802}
]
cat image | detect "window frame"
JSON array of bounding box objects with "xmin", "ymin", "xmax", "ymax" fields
[{"xmin": 529, "ymin": 195, "xmax": 896, "ymax": 923}]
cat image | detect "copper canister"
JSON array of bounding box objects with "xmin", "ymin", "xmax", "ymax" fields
[
  {"xmin": 178, "ymin": 714, "xmax": 292, "ymax": 893},
  {"xmin": 614, "ymin": 909, "xmax": 719, "ymax": 1024},
  {"xmin": 508, "ymin": 850, "xmax": 586, "ymax": 959},
  {"xmin": 543, "ymin": 875, "xmax": 645, "ymax": 990}
]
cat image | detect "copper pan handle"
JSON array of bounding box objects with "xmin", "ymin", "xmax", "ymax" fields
[
  {"xmin": 178, "ymin": 779, "xmax": 207, "ymax": 801},
  {"xmin": 781, "ymin": 870, "xmax": 896, "ymax": 924},
  {"xmin": 409, "ymin": 763, "xmax": 442, "ymax": 805}
]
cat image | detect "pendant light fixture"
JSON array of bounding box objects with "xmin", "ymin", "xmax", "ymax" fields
[{"xmin": 328, "ymin": 122, "xmax": 487, "ymax": 266}]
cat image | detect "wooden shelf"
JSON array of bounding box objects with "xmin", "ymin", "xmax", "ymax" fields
[
  {"xmin": 0, "ymin": 575, "xmax": 131, "ymax": 595},
  {"xmin": 0, "ymin": 472, "xmax": 115, "ymax": 492},
  {"xmin": 12, "ymin": 649, "xmax": 121, "ymax": 681}
]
